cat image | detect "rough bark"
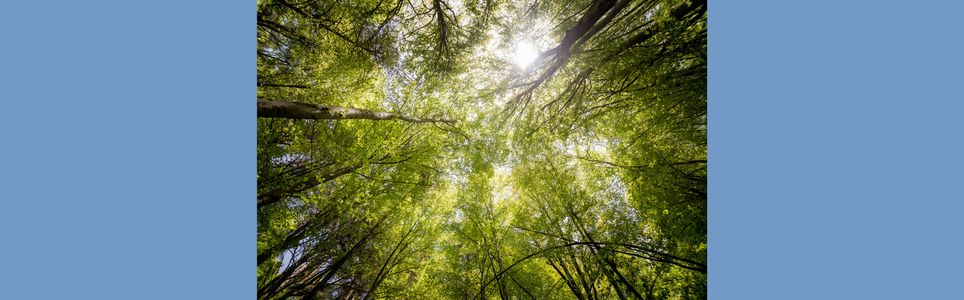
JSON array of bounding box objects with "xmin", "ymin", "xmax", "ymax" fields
[
  {"xmin": 258, "ymin": 99, "xmax": 455, "ymax": 124},
  {"xmin": 257, "ymin": 83, "xmax": 310, "ymax": 89}
]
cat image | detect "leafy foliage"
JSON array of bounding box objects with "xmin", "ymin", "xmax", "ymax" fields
[{"xmin": 257, "ymin": 0, "xmax": 706, "ymax": 299}]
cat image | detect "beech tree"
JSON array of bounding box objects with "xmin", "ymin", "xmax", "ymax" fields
[{"xmin": 257, "ymin": 0, "xmax": 706, "ymax": 299}]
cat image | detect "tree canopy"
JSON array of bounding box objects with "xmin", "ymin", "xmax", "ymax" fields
[{"xmin": 256, "ymin": 0, "xmax": 706, "ymax": 298}]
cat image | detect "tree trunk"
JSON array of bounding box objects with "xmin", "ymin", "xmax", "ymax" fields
[
  {"xmin": 257, "ymin": 164, "xmax": 360, "ymax": 208},
  {"xmin": 257, "ymin": 99, "xmax": 455, "ymax": 124}
]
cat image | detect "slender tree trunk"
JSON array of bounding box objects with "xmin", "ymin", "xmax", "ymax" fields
[
  {"xmin": 257, "ymin": 219, "xmax": 313, "ymax": 266},
  {"xmin": 258, "ymin": 83, "xmax": 310, "ymax": 89},
  {"xmin": 258, "ymin": 99, "xmax": 455, "ymax": 124},
  {"xmin": 568, "ymin": 210, "xmax": 645, "ymax": 300},
  {"xmin": 273, "ymin": 0, "xmax": 377, "ymax": 55},
  {"xmin": 548, "ymin": 258, "xmax": 585, "ymax": 300},
  {"xmin": 303, "ymin": 216, "xmax": 387, "ymax": 299},
  {"xmin": 257, "ymin": 164, "xmax": 360, "ymax": 208},
  {"xmin": 364, "ymin": 221, "xmax": 417, "ymax": 300}
]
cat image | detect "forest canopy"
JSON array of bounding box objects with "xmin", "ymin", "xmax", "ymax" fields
[{"xmin": 256, "ymin": 0, "xmax": 706, "ymax": 299}]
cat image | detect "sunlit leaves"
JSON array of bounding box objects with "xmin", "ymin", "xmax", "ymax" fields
[{"xmin": 257, "ymin": 0, "xmax": 705, "ymax": 298}]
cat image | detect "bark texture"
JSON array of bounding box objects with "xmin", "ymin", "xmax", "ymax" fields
[{"xmin": 258, "ymin": 99, "xmax": 455, "ymax": 124}]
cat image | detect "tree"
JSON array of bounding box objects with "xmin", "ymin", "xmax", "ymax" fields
[
  {"xmin": 257, "ymin": 0, "xmax": 706, "ymax": 298},
  {"xmin": 258, "ymin": 99, "xmax": 455, "ymax": 124}
]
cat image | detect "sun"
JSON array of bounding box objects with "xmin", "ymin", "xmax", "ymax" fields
[{"xmin": 512, "ymin": 40, "xmax": 539, "ymax": 69}]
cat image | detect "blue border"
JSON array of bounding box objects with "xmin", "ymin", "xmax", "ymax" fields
[
  {"xmin": 710, "ymin": 1, "xmax": 964, "ymax": 298},
  {"xmin": 0, "ymin": 1, "xmax": 254, "ymax": 298},
  {"xmin": 2, "ymin": 1, "xmax": 963, "ymax": 298}
]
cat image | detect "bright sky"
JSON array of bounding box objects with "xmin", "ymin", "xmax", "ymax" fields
[{"xmin": 512, "ymin": 40, "xmax": 539, "ymax": 69}]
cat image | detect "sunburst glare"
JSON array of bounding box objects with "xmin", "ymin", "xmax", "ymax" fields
[{"xmin": 512, "ymin": 40, "xmax": 539, "ymax": 69}]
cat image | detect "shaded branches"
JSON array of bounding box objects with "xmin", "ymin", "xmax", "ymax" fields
[{"xmin": 258, "ymin": 99, "xmax": 456, "ymax": 124}]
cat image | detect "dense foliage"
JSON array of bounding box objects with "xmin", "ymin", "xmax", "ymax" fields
[{"xmin": 256, "ymin": 0, "xmax": 705, "ymax": 299}]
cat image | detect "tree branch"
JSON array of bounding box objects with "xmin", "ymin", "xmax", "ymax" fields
[{"xmin": 258, "ymin": 99, "xmax": 456, "ymax": 124}]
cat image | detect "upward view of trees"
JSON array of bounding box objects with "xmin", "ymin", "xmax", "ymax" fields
[{"xmin": 256, "ymin": 0, "xmax": 705, "ymax": 299}]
